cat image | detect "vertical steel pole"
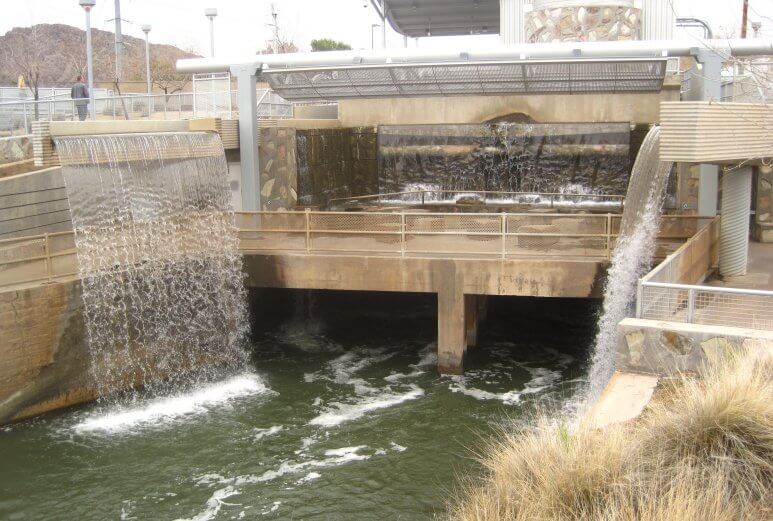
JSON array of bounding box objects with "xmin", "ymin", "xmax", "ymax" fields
[
  {"xmin": 143, "ymin": 26, "xmax": 152, "ymax": 117},
  {"xmin": 381, "ymin": 1, "xmax": 387, "ymax": 48},
  {"xmin": 84, "ymin": 6, "xmax": 96, "ymax": 119},
  {"xmin": 231, "ymin": 64, "xmax": 262, "ymax": 211},
  {"xmin": 209, "ymin": 17, "xmax": 216, "ymax": 57}
]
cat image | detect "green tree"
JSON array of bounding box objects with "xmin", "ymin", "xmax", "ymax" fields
[{"xmin": 310, "ymin": 38, "xmax": 352, "ymax": 52}]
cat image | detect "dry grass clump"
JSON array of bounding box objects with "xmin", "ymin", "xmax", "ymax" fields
[{"xmin": 448, "ymin": 347, "xmax": 773, "ymax": 521}]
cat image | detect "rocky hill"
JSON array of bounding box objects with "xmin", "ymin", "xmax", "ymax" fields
[{"xmin": 0, "ymin": 23, "xmax": 199, "ymax": 89}]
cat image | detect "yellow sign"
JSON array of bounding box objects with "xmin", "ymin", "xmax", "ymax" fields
[{"xmin": 18, "ymin": 75, "xmax": 25, "ymax": 88}]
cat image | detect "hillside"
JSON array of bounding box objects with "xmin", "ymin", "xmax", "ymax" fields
[{"xmin": 0, "ymin": 23, "xmax": 199, "ymax": 89}]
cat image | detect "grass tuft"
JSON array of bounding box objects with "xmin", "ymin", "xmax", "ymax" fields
[{"xmin": 448, "ymin": 345, "xmax": 773, "ymax": 521}]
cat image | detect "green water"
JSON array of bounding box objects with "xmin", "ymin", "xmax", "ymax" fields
[{"xmin": 0, "ymin": 294, "xmax": 596, "ymax": 520}]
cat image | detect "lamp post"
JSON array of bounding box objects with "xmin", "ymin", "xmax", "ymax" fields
[
  {"xmin": 79, "ymin": 0, "xmax": 96, "ymax": 120},
  {"xmin": 142, "ymin": 24, "xmax": 152, "ymax": 117},
  {"xmin": 205, "ymin": 8, "xmax": 218, "ymax": 57},
  {"xmin": 371, "ymin": 23, "xmax": 380, "ymax": 49}
]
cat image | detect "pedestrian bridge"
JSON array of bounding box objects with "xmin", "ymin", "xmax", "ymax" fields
[{"xmin": 0, "ymin": 210, "xmax": 704, "ymax": 372}]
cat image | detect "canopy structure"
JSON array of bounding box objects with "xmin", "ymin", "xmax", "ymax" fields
[
  {"xmin": 381, "ymin": 0, "xmax": 500, "ymax": 37},
  {"xmin": 261, "ymin": 58, "xmax": 667, "ymax": 101}
]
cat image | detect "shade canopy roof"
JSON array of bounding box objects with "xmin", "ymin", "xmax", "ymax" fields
[
  {"xmin": 383, "ymin": 0, "xmax": 500, "ymax": 37},
  {"xmin": 262, "ymin": 58, "xmax": 668, "ymax": 101}
]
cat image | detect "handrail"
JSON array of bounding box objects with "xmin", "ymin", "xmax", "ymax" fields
[{"xmin": 0, "ymin": 212, "xmax": 710, "ymax": 290}]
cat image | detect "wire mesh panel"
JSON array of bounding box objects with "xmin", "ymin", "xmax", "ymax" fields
[
  {"xmin": 264, "ymin": 59, "xmax": 668, "ymax": 101},
  {"xmin": 693, "ymin": 290, "xmax": 773, "ymax": 330},
  {"xmin": 193, "ymin": 73, "xmax": 232, "ymax": 118},
  {"xmin": 236, "ymin": 211, "xmax": 306, "ymax": 251}
]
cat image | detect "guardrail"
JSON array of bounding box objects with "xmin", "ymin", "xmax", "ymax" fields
[
  {"xmin": 328, "ymin": 190, "xmax": 625, "ymax": 210},
  {"xmin": 637, "ymin": 216, "xmax": 773, "ymax": 330},
  {"xmin": 236, "ymin": 210, "xmax": 626, "ymax": 258},
  {"xmin": 0, "ymin": 212, "xmax": 709, "ymax": 290},
  {"xmin": 0, "ymin": 90, "xmax": 294, "ymax": 135}
]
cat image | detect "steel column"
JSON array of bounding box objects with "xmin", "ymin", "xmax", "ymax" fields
[{"xmin": 231, "ymin": 64, "xmax": 262, "ymax": 211}]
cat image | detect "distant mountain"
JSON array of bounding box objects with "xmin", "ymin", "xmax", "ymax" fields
[{"xmin": 0, "ymin": 23, "xmax": 200, "ymax": 91}]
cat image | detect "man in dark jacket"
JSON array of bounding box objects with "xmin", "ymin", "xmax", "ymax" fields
[{"xmin": 71, "ymin": 75, "xmax": 89, "ymax": 121}]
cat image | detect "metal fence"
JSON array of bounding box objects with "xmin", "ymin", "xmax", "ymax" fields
[
  {"xmin": 637, "ymin": 216, "xmax": 773, "ymax": 330},
  {"xmin": 236, "ymin": 210, "xmax": 623, "ymax": 258},
  {"xmin": 0, "ymin": 89, "xmax": 294, "ymax": 135},
  {"xmin": 0, "ymin": 212, "xmax": 711, "ymax": 289}
]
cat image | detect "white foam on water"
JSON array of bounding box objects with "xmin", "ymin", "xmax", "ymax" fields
[
  {"xmin": 448, "ymin": 366, "xmax": 563, "ymax": 405},
  {"xmin": 175, "ymin": 486, "xmax": 240, "ymax": 521},
  {"xmin": 414, "ymin": 342, "xmax": 438, "ymax": 367},
  {"xmin": 390, "ymin": 441, "xmax": 407, "ymax": 452},
  {"xmin": 193, "ymin": 447, "xmax": 371, "ymax": 489},
  {"xmin": 309, "ymin": 387, "xmax": 425, "ymax": 427},
  {"xmin": 253, "ymin": 425, "xmax": 283, "ymax": 441},
  {"xmin": 260, "ymin": 502, "xmax": 282, "ymax": 515},
  {"xmin": 73, "ymin": 373, "xmax": 272, "ymax": 434},
  {"xmin": 296, "ymin": 472, "xmax": 321, "ymax": 484},
  {"xmin": 448, "ymin": 377, "xmax": 523, "ymax": 405}
]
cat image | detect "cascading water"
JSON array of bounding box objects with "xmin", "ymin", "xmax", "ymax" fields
[
  {"xmin": 54, "ymin": 132, "xmax": 248, "ymax": 398},
  {"xmin": 585, "ymin": 126, "xmax": 673, "ymax": 400}
]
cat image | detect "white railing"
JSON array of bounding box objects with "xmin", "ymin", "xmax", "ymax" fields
[
  {"xmin": 637, "ymin": 216, "xmax": 773, "ymax": 330},
  {"xmin": 0, "ymin": 89, "xmax": 294, "ymax": 135}
]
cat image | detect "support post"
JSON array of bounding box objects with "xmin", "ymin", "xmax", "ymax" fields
[
  {"xmin": 687, "ymin": 49, "xmax": 724, "ymax": 216},
  {"xmin": 437, "ymin": 264, "xmax": 465, "ymax": 374},
  {"xmin": 719, "ymin": 166, "xmax": 753, "ymax": 277},
  {"xmin": 230, "ymin": 64, "xmax": 262, "ymax": 211}
]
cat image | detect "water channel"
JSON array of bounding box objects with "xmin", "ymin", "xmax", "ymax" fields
[{"xmin": 0, "ymin": 293, "xmax": 596, "ymax": 520}]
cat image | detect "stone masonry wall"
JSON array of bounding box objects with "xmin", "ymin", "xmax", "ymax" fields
[
  {"xmin": 258, "ymin": 127, "xmax": 298, "ymax": 211},
  {"xmin": 0, "ymin": 135, "xmax": 32, "ymax": 165},
  {"xmin": 527, "ymin": 5, "xmax": 641, "ymax": 43},
  {"xmin": 754, "ymin": 165, "xmax": 773, "ymax": 242}
]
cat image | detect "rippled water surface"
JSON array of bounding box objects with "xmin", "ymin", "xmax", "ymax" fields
[{"xmin": 0, "ymin": 294, "xmax": 596, "ymax": 520}]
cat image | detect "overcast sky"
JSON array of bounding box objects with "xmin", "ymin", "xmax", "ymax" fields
[{"xmin": 2, "ymin": 0, "xmax": 772, "ymax": 57}]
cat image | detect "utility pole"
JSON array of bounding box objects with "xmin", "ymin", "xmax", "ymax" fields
[
  {"xmin": 114, "ymin": 0, "xmax": 124, "ymax": 82},
  {"xmin": 269, "ymin": 3, "xmax": 280, "ymax": 53},
  {"xmin": 741, "ymin": 0, "xmax": 749, "ymax": 38}
]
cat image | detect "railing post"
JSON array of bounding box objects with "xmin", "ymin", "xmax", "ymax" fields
[
  {"xmin": 686, "ymin": 287, "xmax": 696, "ymax": 323},
  {"xmin": 501, "ymin": 213, "xmax": 507, "ymax": 259},
  {"xmin": 44, "ymin": 233, "xmax": 52, "ymax": 282},
  {"xmin": 400, "ymin": 213, "xmax": 406, "ymax": 258},
  {"xmin": 636, "ymin": 279, "xmax": 643, "ymax": 318},
  {"xmin": 23, "ymin": 102, "xmax": 29, "ymax": 134},
  {"xmin": 305, "ymin": 208, "xmax": 311, "ymax": 253},
  {"xmin": 605, "ymin": 213, "xmax": 612, "ymax": 258}
]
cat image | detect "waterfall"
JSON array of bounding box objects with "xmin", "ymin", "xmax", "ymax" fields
[
  {"xmin": 585, "ymin": 126, "xmax": 673, "ymax": 400},
  {"xmin": 54, "ymin": 132, "xmax": 248, "ymax": 398}
]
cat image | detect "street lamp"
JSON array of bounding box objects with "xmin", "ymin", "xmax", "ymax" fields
[
  {"xmin": 371, "ymin": 23, "xmax": 380, "ymax": 49},
  {"xmin": 205, "ymin": 8, "xmax": 218, "ymax": 57},
  {"xmin": 142, "ymin": 24, "xmax": 152, "ymax": 117},
  {"xmin": 79, "ymin": 0, "xmax": 96, "ymax": 120}
]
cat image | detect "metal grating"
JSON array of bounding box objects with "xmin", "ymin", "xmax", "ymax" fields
[{"xmin": 263, "ymin": 58, "xmax": 667, "ymax": 101}]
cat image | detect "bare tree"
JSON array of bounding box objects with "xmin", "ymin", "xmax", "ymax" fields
[{"xmin": 152, "ymin": 58, "xmax": 191, "ymax": 98}]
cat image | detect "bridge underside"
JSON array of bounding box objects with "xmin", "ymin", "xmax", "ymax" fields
[{"xmin": 243, "ymin": 252, "xmax": 607, "ymax": 373}]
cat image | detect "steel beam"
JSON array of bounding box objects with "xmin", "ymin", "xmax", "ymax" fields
[{"xmin": 230, "ymin": 64, "xmax": 262, "ymax": 211}]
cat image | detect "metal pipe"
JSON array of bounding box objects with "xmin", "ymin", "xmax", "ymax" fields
[
  {"xmin": 676, "ymin": 17, "xmax": 713, "ymax": 39},
  {"xmin": 177, "ymin": 38, "xmax": 773, "ymax": 73},
  {"xmin": 79, "ymin": 0, "xmax": 97, "ymax": 120}
]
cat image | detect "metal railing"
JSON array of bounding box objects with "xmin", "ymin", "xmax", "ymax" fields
[
  {"xmin": 0, "ymin": 212, "xmax": 709, "ymax": 290},
  {"xmin": 637, "ymin": 216, "xmax": 773, "ymax": 330},
  {"xmin": 236, "ymin": 210, "xmax": 624, "ymax": 258},
  {"xmin": 0, "ymin": 89, "xmax": 293, "ymax": 135},
  {"xmin": 328, "ymin": 190, "xmax": 625, "ymax": 210}
]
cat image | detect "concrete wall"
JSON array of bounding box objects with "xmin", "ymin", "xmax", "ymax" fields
[
  {"xmin": 338, "ymin": 89, "xmax": 680, "ymax": 127},
  {"xmin": 0, "ymin": 167, "xmax": 72, "ymax": 240},
  {"xmin": 0, "ymin": 279, "xmax": 92, "ymax": 423},
  {"xmin": 617, "ymin": 317, "xmax": 773, "ymax": 375}
]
